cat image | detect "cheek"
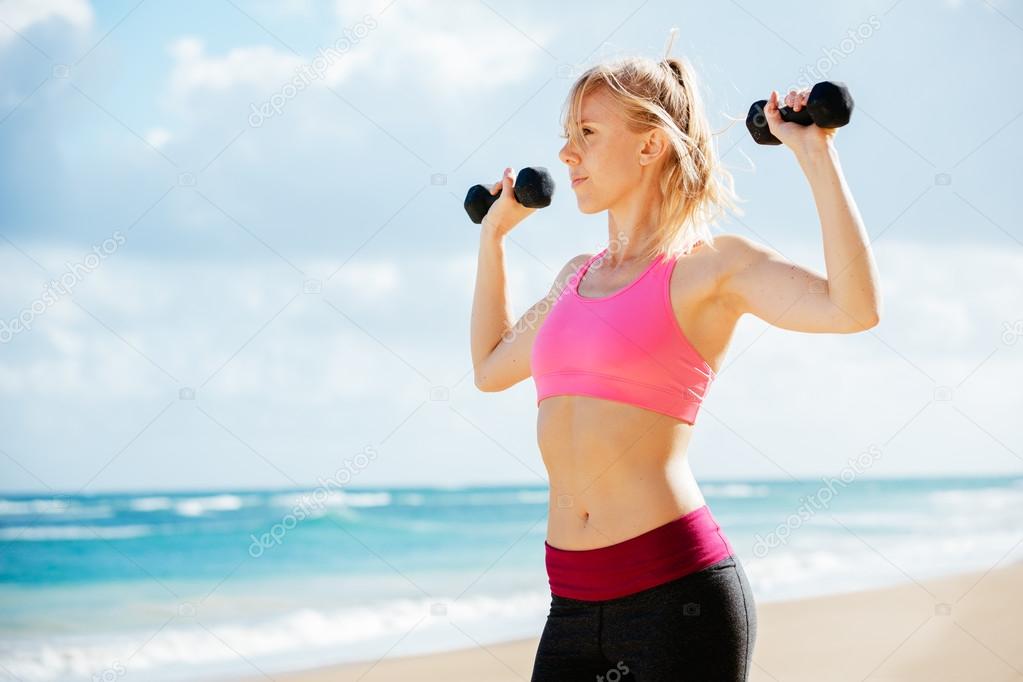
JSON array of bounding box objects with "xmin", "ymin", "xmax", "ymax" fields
[{"xmin": 595, "ymin": 141, "xmax": 634, "ymax": 178}]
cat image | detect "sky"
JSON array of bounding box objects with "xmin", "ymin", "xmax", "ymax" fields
[{"xmin": 1, "ymin": 0, "xmax": 1021, "ymax": 494}]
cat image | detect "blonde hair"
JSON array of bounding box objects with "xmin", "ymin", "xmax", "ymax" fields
[{"xmin": 560, "ymin": 32, "xmax": 744, "ymax": 261}]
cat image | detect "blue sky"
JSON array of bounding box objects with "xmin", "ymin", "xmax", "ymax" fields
[{"xmin": 1, "ymin": 0, "xmax": 1021, "ymax": 494}]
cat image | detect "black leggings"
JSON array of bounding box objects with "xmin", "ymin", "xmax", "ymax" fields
[{"xmin": 531, "ymin": 554, "xmax": 757, "ymax": 681}]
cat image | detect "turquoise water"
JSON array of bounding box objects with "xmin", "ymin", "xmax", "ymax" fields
[{"xmin": 1, "ymin": 475, "xmax": 1021, "ymax": 681}]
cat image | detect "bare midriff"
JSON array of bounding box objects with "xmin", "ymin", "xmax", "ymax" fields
[{"xmin": 538, "ymin": 394, "xmax": 708, "ymax": 551}]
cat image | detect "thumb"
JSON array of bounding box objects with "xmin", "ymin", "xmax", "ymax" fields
[
  {"xmin": 503, "ymin": 167, "xmax": 515, "ymax": 190},
  {"xmin": 762, "ymin": 91, "xmax": 782, "ymax": 132}
]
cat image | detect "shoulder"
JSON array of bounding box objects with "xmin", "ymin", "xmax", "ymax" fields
[
  {"xmin": 706, "ymin": 234, "xmax": 765, "ymax": 262},
  {"xmin": 701, "ymin": 234, "xmax": 777, "ymax": 280},
  {"xmin": 679, "ymin": 234, "xmax": 771, "ymax": 304},
  {"xmin": 666, "ymin": 234, "xmax": 755, "ymax": 278},
  {"xmin": 547, "ymin": 252, "xmax": 595, "ymax": 297},
  {"xmin": 705, "ymin": 234, "xmax": 781, "ymax": 313},
  {"xmin": 712, "ymin": 236, "xmax": 773, "ymax": 265}
]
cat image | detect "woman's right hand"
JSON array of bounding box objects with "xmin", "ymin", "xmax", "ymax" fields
[{"xmin": 481, "ymin": 167, "xmax": 538, "ymax": 238}]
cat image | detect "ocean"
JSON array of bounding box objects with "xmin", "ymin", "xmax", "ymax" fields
[{"xmin": 1, "ymin": 475, "xmax": 1021, "ymax": 681}]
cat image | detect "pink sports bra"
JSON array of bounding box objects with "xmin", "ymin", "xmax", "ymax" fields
[{"xmin": 530, "ymin": 244, "xmax": 715, "ymax": 425}]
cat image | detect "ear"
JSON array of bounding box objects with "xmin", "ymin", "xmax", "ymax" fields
[{"xmin": 638, "ymin": 127, "xmax": 671, "ymax": 167}]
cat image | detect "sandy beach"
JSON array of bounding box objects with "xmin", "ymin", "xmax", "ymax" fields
[{"xmin": 225, "ymin": 559, "xmax": 1023, "ymax": 682}]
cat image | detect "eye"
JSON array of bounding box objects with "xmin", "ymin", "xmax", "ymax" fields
[{"xmin": 558, "ymin": 128, "xmax": 592, "ymax": 139}]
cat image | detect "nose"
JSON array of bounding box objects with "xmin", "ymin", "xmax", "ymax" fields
[{"xmin": 559, "ymin": 140, "xmax": 578, "ymax": 167}]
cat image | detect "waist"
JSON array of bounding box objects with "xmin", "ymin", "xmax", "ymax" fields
[{"xmin": 544, "ymin": 504, "xmax": 734, "ymax": 601}]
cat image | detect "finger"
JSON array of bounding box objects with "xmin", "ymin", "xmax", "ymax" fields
[
  {"xmin": 491, "ymin": 167, "xmax": 512, "ymax": 195},
  {"xmin": 764, "ymin": 91, "xmax": 780, "ymax": 127}
]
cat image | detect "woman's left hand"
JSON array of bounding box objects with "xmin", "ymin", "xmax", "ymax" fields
[{"xmin": 763, "ymin": 88, "xmax": 836, "ymax": 156}]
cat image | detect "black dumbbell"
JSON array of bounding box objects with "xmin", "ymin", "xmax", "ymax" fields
[
  {"xmin": 463, "ymin": 166, "xmax": 555, "ymax": 224},
  {"xmin": 746, "ymin": 81, "xmax": 854, "ymax": 145}
]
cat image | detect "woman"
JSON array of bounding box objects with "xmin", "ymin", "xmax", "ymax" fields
[{"xmin": 469, "ymin": 36, "xmax": 881, "ymax": 682}]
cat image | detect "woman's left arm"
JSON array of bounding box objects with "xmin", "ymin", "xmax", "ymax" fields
[{"xmin": 718, "ymin": 88, "xmax": 882, "ymax": 334}]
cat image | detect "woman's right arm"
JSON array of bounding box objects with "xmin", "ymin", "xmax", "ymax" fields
[
  {"xmin": 469, "ymin": 167, "xmax": 584, "ymax": 391},
  {"xmin": 470, "ymin": 224, "xmax": 516, "ymax": 391},
  {"xmin": 471, "ymin": 226, "xmax": 585, "ymax": 392}
]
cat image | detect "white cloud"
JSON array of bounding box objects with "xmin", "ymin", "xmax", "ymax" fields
[
  {"xmin": 0, "ymin": 0, "xmax": 92, "ymax": 44},
  {"xmin": 167, "ymin": 37, "xmax": 304, "ymax": 95},
  {"xmin": 164, "ymin": 0, "xmax": 550, "ymax": 104},
  {"xmin": 0, "ymin": 251, "xmax": 412, "ymax": 401},
  {"xmin": 329, "ymin": 0, "xmax": 553, "ymax": 94},
  {"xmin": 148, "ymin": 2, "xmax": 553, "ymax": 178},
  {"xmin": 158, "ymin": 34, "xmax": 368, "ymax": 145}
]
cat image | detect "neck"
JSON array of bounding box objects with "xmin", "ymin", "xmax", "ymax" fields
[{"xmin": 605, "ymin": 175, "xmax": 664, "ymax": 264}]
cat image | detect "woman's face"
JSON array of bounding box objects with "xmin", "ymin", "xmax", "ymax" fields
[{"xmin": 558, "ymin": 87, "xmax": 666, "ymax": 215}]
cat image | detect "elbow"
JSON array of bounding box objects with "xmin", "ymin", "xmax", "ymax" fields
[
  {"xmin": 864, "ymin": 300, "xmax": 883, "ymax": 329},
  {"xmin": 475, "ymin": 372, "xmax": 514, "ymax": 393},
  {"xmin": 474, "ymin": 373, "xmax": 497, "ymax": 392},
  {"xmin": 852, "ymin": 308, "xmax": 881, "ymax": 332},
  {"xmin": 861, "ymin": 289, "xmax": 883, "ymax": 329}
]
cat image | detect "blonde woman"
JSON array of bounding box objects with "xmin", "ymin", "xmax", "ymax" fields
[{"xmin": 470, "ymin": 31, "xmax": 880, "ymax": 681}]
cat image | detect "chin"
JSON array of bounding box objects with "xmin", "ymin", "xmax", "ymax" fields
[
  {"xmin": 572, "ymin": 191, "xmax": 599, "ymax": 213},
  {"xmin": 574, "ymin": 197, "xmax": 604, "ymax": 215}
]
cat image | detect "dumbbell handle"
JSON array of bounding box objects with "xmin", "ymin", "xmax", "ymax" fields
[
  {"xmin": 463, "ymin": 167, "xmax": 555, "ymax": 224},
  {"xmin": 746, "ymin": 81, "xmax": 854, "ymax": 146}
]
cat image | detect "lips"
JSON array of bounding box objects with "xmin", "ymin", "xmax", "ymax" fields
[{"xmin": 571, "ymin": 177, "xmax": 588, "ymax": 187}]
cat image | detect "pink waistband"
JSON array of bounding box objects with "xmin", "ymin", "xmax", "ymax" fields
[{"xmin": 544, "ymin": 504, "xmax": 734, "ymax": 601}]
